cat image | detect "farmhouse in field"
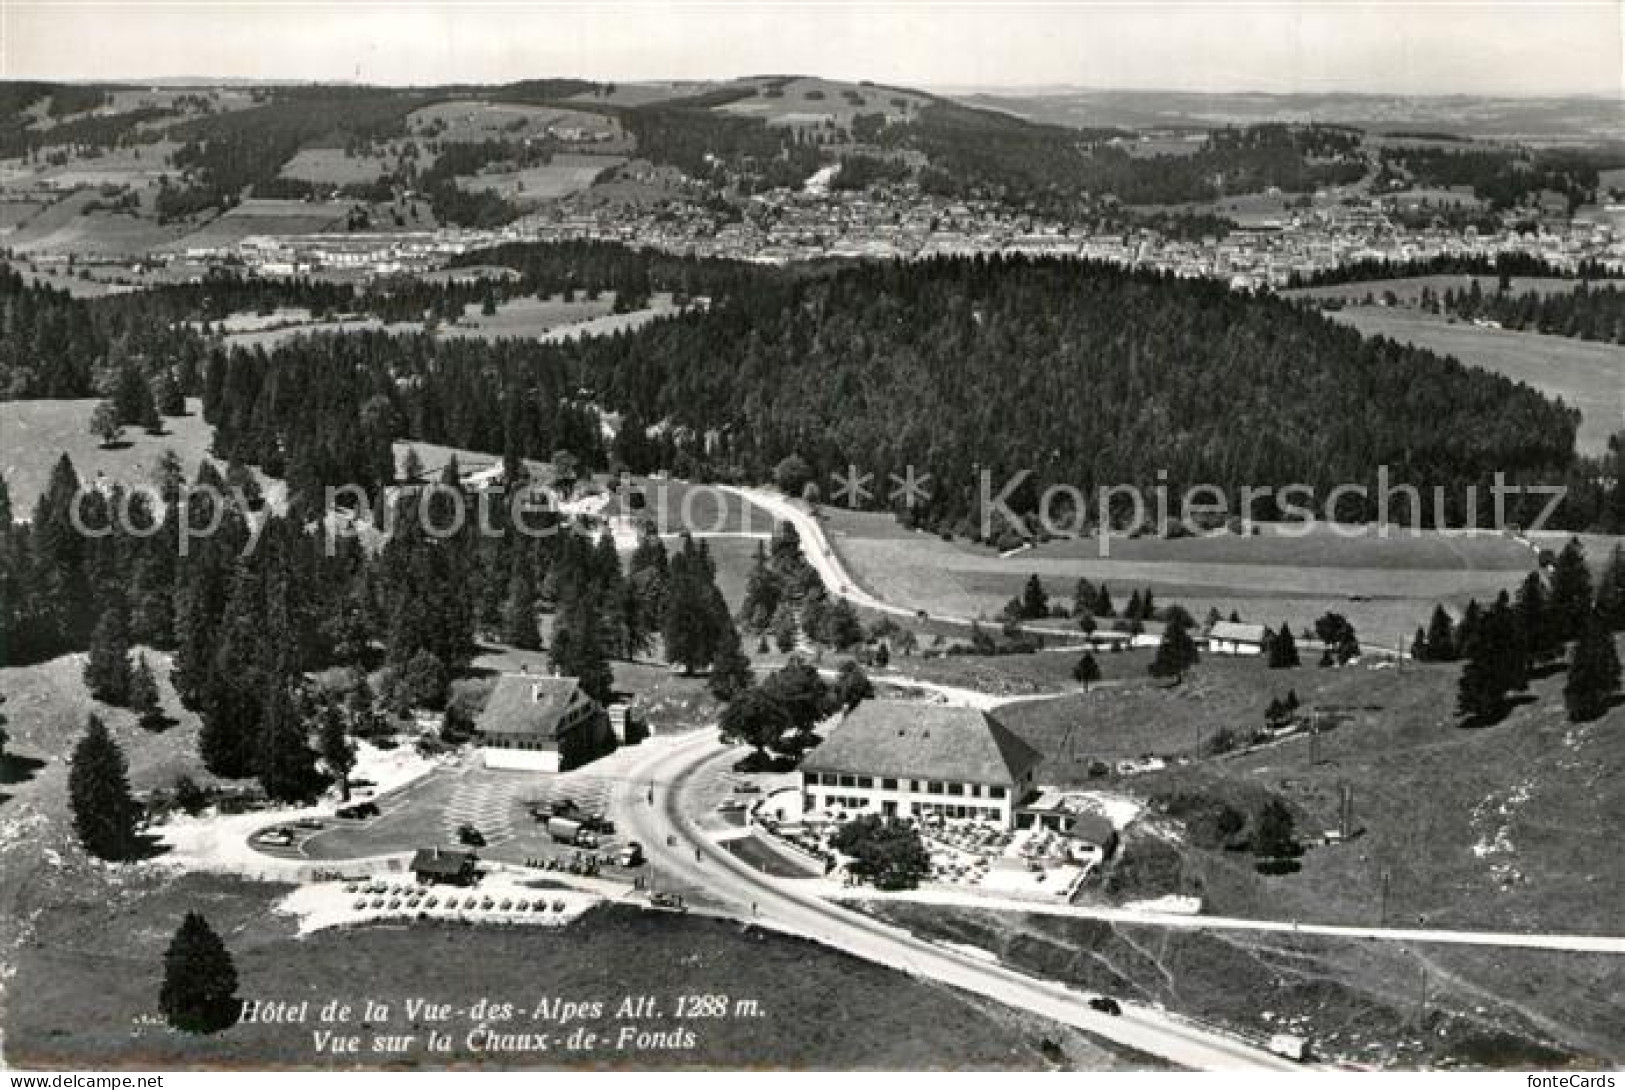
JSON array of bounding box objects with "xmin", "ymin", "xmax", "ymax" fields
[
  {"xmin": 1206, "ymin": 620, "xmax": 1267, "ymax": 655},
  {"xmin": 474, "ymin": 673, "xmax": 617, "ymax": 772},
  {"xmin": 410, "ymin": 847, "xmax": 479, "ymax": 885},
  {"xmin": 800, "ymin": 701, "xmax": 1042, "ymax": 827}
]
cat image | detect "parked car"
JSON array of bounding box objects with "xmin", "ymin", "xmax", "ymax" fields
[
  {"xmin": 649, "ymin": 891, "xmax": 687, "ymax": 912},
  {"xmin": 337, "ymin": 802, "xmax": 379, "ymax": 820},
  {"xmin": 458, "ymin": 824, "xmax": 486, "ymax": 847},
  {"xmin": 1088, "ymin": 997, "xmax": 1122, "ymax": 1016},
  {"xmin": 293, "ymin": 817, "xmax": 324, "ymax": 830},
  {"xmin": 617, "ymin": 841, "xmax": 645, "ymax": 868},
  {"xmin": 717, "ymin": 799, "xmax": 747, "ymax": 813},
  {"xmin": 732, "ymin": 783, "xmax": 762, "ymax": 795}
]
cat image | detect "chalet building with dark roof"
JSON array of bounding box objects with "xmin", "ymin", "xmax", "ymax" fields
[
  {"xmin": 474, "ymin": 673, "xmax": 616, "ymax": 772},
  {"xmin": 800, "ymin": 701, "xmax": 1043, "ymax": 827}
]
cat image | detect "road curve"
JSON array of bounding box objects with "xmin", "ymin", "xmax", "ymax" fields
[
  {"xmin": 720, "ymin": 484, "xmax": 1118, "ymax": 642},
  {"xmin": 614, "ymin": 730, "xmax": 1305, "ymax": 1071}
]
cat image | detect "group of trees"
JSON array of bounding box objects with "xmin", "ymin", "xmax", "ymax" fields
[
  {"xmin": 872, "ymin": 104, "xmax": 1367, "ymax": 215},
  {"xmin": 829, "ymin": 813, "xmax": 932, "ymax": 890},
  {"xmin": 660, "ymin": 532, "xmax": 750, "ymax": 699},
  {"xmin": 736, "ymin": 522, "xmax": 863, "ymax": 653},
  {"xmin": 1446, "ymin": 540, "xmax": 1625, "ymax": 723},
  {"xmin": 719, "ymin": 660, "xmax": 871, "ymax": 763},
  {"xmin": 1428, "ymin": 281, "xmax": 1625, "ymax": 345}
]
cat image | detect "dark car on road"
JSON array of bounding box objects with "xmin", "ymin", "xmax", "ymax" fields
[
  {"xmin": 1088, "ymin": 997, "xmax": 1122, "ymax": 1016},
  {"xmin": 457, "ymin": 824, "xmax": 486, "ymax": 847}
]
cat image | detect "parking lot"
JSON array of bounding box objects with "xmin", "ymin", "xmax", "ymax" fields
[{"xmin": 250, "ymin": 756, "xmax": 647, "ymax": 876}]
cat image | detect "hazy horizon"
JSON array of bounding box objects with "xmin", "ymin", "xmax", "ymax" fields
[{"xmin": 3, "ymin": 2, "xmax": 1619, "ymax": 99}]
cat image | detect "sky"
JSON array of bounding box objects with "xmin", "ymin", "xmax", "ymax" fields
[{"xmin": 2, "ymin": 1, "xmax": 1620, "ymax": 97}]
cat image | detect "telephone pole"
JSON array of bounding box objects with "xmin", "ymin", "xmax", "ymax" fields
[{"xmin": 1379, "ymin": 866, "xmax": 1391, "ymax": 926}]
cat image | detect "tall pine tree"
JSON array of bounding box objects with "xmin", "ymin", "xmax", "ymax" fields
[
  {"xmin": 68, "ymin": 715, "xmax": 140, "ymax": 860},
  {"xmin": 1564, "ymin": 615, "xmax": 1622, "ymax": 723},
  {"xmin": 159, "ymin": 912, "xmax": 240, "ymax": 1033}
]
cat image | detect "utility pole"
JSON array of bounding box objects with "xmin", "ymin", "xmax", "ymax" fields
[
  {"xmin": 1379, "ymin": 866, "xmax": 1391, "ymax": 926},
  {"xmin": 1415, "ymin": 959, "xmax": 1429, "ymax": 1030}
]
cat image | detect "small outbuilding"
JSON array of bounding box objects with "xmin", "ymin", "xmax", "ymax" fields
[
  {"xmin": 1206, "ymin": 621, "xmax": 1267, "ymax": 656},
  {"xmin": 410, "ymin": 847, "xmax": 478, "ymax": 885}
]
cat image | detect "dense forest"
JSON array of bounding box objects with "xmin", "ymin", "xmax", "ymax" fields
[
  {"xmin": 1375, "ymin": 145, "xmax": 1603, "ymax": 213},
  {"xmin": 0, "ymin": 266, "xmax": 208, "ymax": 398},
  {"xmin": 0, "ymin": 452, "xmax": 742, "ymax": 799},
  {"xmin": 873, "ymin": 106, "xmax": 1368, "ymax": 213},
  {"xmin": 189, "ymin": 254, "xmax": 1598, "ymax": 533}
]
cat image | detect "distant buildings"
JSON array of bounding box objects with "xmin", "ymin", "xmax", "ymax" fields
[
  {"xmin": 473, "ymin": 673, "xmax": 616, "ymax": 772},
  {"xmin": 800, "ymin": 701, "xmax": 1043, "ymax": 827}
]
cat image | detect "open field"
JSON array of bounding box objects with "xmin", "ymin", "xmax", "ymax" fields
[
  {"xmin": 219, "ymin": 293, "xmax": 679, "ymax": 350},
  {"xmin": 715, "ymin": 77, "xmax": 930, "ymax": 133},
  {"xmin": 1321, "ymin": 306, "xmax": 1623, "ymax": 455},
  {"xmin": 407, "ymin": 100, "xmax": 623, "ymax": 145},
  {"xmin": 160, "ymin": 199, "xmax": 353, "ymax": 252},
  {"xmin": 0, "ymin": 398, "xmax": 224, "ymax": 514},
  {"xmin": 458, "ymin": 154, "xmax": 626, "ymax": 201},
  {"xmin": 4, "ymin": 891, "xmax": 1137, "ymax": 1071},
  {"xmin": 817, "ymin": 508, "xmax": 1538, "ymax": 646},
  {"xmin": 2, "ymin": 189, "xmax": 196, "ymax": 257},
  {"xmin": 278, "ymin": 146, "xmax": 406, "ymax": 187},
  {"xmin": 1033, "ymin": 644, "xmax": 1625, "ymax": 937}
]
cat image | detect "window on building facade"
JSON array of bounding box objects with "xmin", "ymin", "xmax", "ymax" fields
[
  {"xmin": 989, "ymin": 786, "xmax": 1006, "ymax": 798},
  {"xmin": 881, "ymin": 778, "xmax": 898, "ymax": 790}
]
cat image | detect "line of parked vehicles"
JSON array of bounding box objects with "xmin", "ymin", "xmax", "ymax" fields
[{"xmin": 343, "ymin": 880, "xmax": 572, "ymax": 916}]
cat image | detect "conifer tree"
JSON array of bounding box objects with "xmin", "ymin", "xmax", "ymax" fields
[
  {"xmin": 501, "ymin": 571, "xmax": 541, "ymax": 650},
  {"xmin": 1548, "ymin": 538, "xmax": 1594, "ymax": 645},
  {"xmin": 1424, "ymin": 604, "xmax": 1458, "ymax": 662},
  {"xmin": 1595, "ymin": 545, "xmax": 1625, "ymax": 632},
  {"xmin": 771, "ymin": 602, "xmax": 798, "ymax": 653},
  {"xmin": 1072, "ymin": 651, "xmax": 1101, "ymax": 691},
  {"xmin": 318, "ymin": 699, "xmax": 357, "ymax": 802},
  {"xmin": 84, "ymin": 602, "xmax": 133, "ymax": 706},
  {"xmin": 128, "ymin": 653, "xmax": 164, "ymax": 730},
  {"xmin": 1268, "ymin": 622, "xmax": 1301, "ymax": 668},
  {"xmin": 1150, "ymin": 616, "xmax": 1199, "ymax": 683},
  {"xmin": 553, "ymin": 593, "xmax": 614, "ymax": 704},
  {"xmin": 69, "ymin": 714, "xmax": 140, "ymax": 860},
  {"xmin": 1094, "ymin": 583, "xmax": 1115, "ymax": 618},
  {"xmin": 708, "ymin": 612, "xmax": 753, "ymax": 701},
  {"xmin": 1514, "ymin": 572, "xmax": 1556, "ymax": 666},
  {"xmin": 1564, "ymin": 614, "xmax": 1622, "ymax": 723},
  {"xmin": 256, "ymin": 681, "xmax": 322, "ymax": 803},
  {"xmin": 1021, "ymin": 574, "xmax": 1049, "ymax": 619},
  {"xmin": 1456, "ymin": 598, "xmax": 1483, "ymax": 658},
  {"xmin": 159, "ymin": 912, "xmax": 240, "ymax": 1033},
  {"xmin": 1457, "ymin": 640, "xmax": 1509, "ymax": 726}
]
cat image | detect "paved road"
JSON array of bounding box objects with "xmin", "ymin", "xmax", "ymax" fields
[
  {"xmin": 613, "ymin": 730, "xmax": 1305, "ymax": 1071},
  {"xmin": 722, "ymin": 485, "xmax": 1404, "ymax": 659}
]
